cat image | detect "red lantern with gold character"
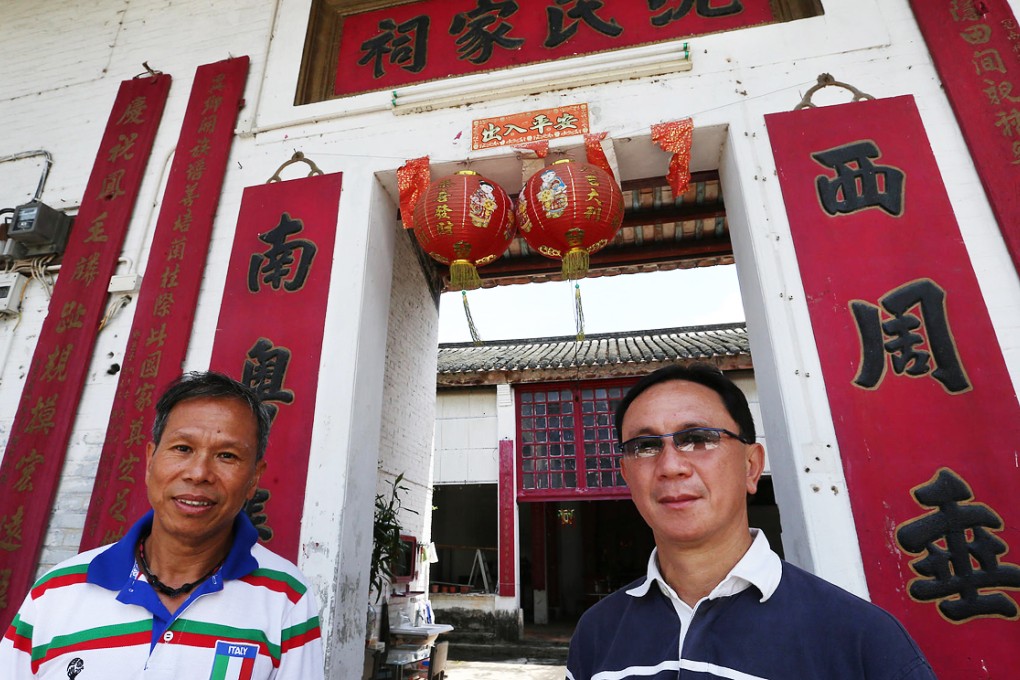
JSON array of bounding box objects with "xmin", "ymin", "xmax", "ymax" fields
[
  {"xmin": 412, "ymin": 170, "xmax": 516, "ymax": 290},
  {"xmin": 518, "ymin": 159, "xmax": 624, "ymax": 280}
]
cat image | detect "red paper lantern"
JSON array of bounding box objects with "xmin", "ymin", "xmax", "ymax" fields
[
  {"xmin": 517, "ymin": 159, "xmax": 624, "ymax": 279},
  {"xmin": 412, "ymin": 170, "xmax": 516, "ymax": 290}
]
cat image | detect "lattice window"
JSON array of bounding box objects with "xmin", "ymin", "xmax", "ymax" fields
[{"xmin": 517, "ymin": 380, "xmax": 632, "ymax": 500}]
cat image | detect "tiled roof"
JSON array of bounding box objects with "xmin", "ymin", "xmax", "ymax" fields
[{"xmin": 437, "ymin": 322, "xmax": 749, "ymax": 380}]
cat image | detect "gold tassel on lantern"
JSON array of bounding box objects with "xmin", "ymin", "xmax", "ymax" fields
[
  {"xmin": 562, "ymin": 228, "xmax": 589, "ymax": 280},
  {"xmin": 450, "ymin": 241, "xmax": 482, "ymax": 291}
]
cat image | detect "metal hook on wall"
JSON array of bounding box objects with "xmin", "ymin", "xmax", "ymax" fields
[
  {"xmin": 795, "ymin": 73, "xmax": 875, "ymax": 110},
  {"xmin": 267, "ymin": 152, "xmax": 324, "ymax": 183}
]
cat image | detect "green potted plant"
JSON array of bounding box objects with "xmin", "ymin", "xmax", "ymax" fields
[{"xmin": 369, "ymin": 473, "xmax": 418, "ymax": 601}]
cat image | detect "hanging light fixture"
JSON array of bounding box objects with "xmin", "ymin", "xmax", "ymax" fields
[
  {"xmin": 411, "ymin": 170, "xmax": 517, "ymax": 291},
  {"xmin": 517, "ymin": 159, "xmax": 624, "ymax": 280}
]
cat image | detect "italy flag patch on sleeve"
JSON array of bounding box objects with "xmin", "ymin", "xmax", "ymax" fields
[{"xmin": 209, "ymin": 640, "xmax": 258, "ymax": 680}]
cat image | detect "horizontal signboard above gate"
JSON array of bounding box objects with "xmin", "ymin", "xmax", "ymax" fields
[{"xmin": 333, "ymin": 0, "xmax": 775, "ymax": 96}]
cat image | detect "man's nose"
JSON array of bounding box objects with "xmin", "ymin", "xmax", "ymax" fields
[
  {"xmin": 656, "ymin": 438, "xmax": 695, "ymax": 475},
  {"xmin": 183, "ymin": 452, "xmax": 214, "ymax": 481}
]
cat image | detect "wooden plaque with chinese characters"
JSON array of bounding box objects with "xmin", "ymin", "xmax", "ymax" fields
[
  {"xmin": 0, "ymin": 74, "xmax": 171, "ymax": 630},
  {"xmin": 333, "ymin": 0, "xmax": 774, "ymax": 96},
  {"xmin": 908, "ymin": 0, "xmax": 1020, "ymax": 272},
  {"xmin": 80, "ymin": 57, "xmax": 250, "ymax": 552},
  {"xmin": 766, "ymin": 95, "xmax": 1020, "ymax": 678},
  {"xmin": 208, "ymin": 172, "xmax": 342, "ymax": 561}
]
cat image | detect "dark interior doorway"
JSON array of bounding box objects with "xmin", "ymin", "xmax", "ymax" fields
[{"xmin": 519, "ymin": 477, "xmax": 783, "ymax": 629}]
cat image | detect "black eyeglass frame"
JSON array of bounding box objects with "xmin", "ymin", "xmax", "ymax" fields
[{"xmin": 617, "ymin": 426, "xmax": 754, "ymax": 458}]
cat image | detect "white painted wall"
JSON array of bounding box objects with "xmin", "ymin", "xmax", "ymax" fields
[{"xmin": 2, "ymin": 0, "xmax": 1019, "ymax": 675}]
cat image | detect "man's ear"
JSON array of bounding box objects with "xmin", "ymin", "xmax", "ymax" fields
[
  {"xmin": 745, "ymin": 442, "xmax": 765, "ymax": 495},
  {"xmin": 246, "ymin": 459, "xmax": 267, "ymax": 501},
  {"xmin": 143, "ymin": 441, "xmax": 156, "ymax": 485}
]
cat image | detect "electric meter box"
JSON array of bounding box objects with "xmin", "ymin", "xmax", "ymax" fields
[
  {"xmin": 0, "ymin": 272, "xmax": 28, "ymax": 317},
  {"xmin": 9, "ymin": 201, "xmax": 71, "ymax": 248}
]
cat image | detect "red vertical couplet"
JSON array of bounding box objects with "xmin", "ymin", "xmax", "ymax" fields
[
  {"xmin": 79, "ymin": 57, "xmax": 250, "ymax": 552},
  {"xmin": 766, "ymin": 95, "xmax": 1020, "ymax": 678},
  {"xmin": 0, "ymin": 74, "xmax": 171, "ymax": 630},
  {"xmin": 498, "ymin": 439, "xmax": 516, "ymax": 597},
  {"xmin": 908, "ymin": 0, "xmax": 1020, "ymax": 272},
  {"xmin": 208, "ymin": 172, "xmax": 342, "ymax": 560}
]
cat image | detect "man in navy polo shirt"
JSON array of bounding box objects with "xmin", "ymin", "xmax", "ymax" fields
[{"xmin": 566, "ymin": 364, "xmax": 935, "ymax": 680}]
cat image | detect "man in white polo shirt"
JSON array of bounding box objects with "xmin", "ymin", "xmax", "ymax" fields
[
  {"xmin": 566, "ymin": 363, "xmax": 935, "ymax": 680},
  {"xmin": 1, "ymin": 371, "xmax": 324, "ymax": 679}
]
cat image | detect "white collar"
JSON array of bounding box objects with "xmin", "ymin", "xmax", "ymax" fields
[{"xmin": 626, "ymin": 529, "xmax": 782, "ymax": 604}]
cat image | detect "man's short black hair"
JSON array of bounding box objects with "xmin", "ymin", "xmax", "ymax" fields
[
  {"xmin": 151, "ymin": 371, "xmax": 272, "ymax": 461},
  {"xmin": 614, "ymin": 363, "xmax": 756, "ymax": 444}
]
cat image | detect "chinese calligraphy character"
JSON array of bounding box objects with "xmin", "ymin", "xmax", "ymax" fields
[
  {"xmin": 72, "ymin": 252, "xmax": 102, "ymax": 286},
  {"xmin": 147, "ymin": 323, "xmax": 168, "ymax": 348},
  {"xmin": 545, "ymin": 0, "xmax": 622, "ymax": 49},
  {"xmin": 994, "ymin": 109, "xmax": 1020, "ymax": 137},
  {"xmin": 125, "ymin": 417, "xmax": 147, "ymax": 447},
  {"xmin": 851, "ymin": 278, "xmax": 970, "ymax": 393},
  {"xmin": 247, "ymin": 213, "xmax": 318, "ymax": 293},
  {"xmin": 555, "ymin": 113, "xmax": 579, "ymax": 130},
  {"xmin": 0, "ymin": 568, "xmax": 11, "ymax": 610},
  {"xmin": 950, "ymin": 0, "xmax": 980, "ymax": 22},
  {"xmin": 161, "ymin": 264, "xmax": 180, "ymax": 289},
  {"xmin": 41, "ymin": 343, "xmax": 73, "ymax": 383},
  {"xmin": 108, "ymin": 132, "xmax": 138, "ymax": 163},
  {"xmin": 139, "ymin": 350, "xmax": 162, "ymax": 379},
  {"xmin": 960, "ymin": 23, "xmax": 992, "ymax": 44},
  {"xmin": 983, "ymin": 78, "xmax": 1020, "ymax": 105},
  {"xmin": 101, "ymin": 527, "xmax": 125, "ymax": 545},
  {"xmin": 186, "ymin": 158, "xmax": 206, "ymax": 182},
  {"xmin": 99, "ymin": 169, "xmax": 126, "ymax": 201},
  {"xmin": 244, "ymin": 487, "xmax": 274, "ymax": 542},
  {"xmin": 197, "ymin": 115, "xmax": 217, "ymax": 135},
  {"xmin": 481, "ymin": 122, "xmax": 504, "ymax": 143},
  {"xmin": 167, "ymin": 237, "xmax": 188, "ymax": 262},
  {"xmin": 190, "ymin": 137, "xmax": 211, "ymax": 158},
  {"xmin": 84, "ymin": 211, "xmax": 109, "ymax": 243},
  {"xmin": 202, "ymin": 94, "xmax": 223, "ymax": 115},
  {"xmin": 134, "ymin": 383, "xmax": 156, "ymax": 411},
  {"xmin": 0, "ymin": 506, "xmax": 25, "ymax": 552},
  {"xmin": 648, "ymin": 0, "xmax": 744, "ymax": 26},
  {"xmin": 56, "ymin": 301, "xmax": 86, "ymax": 333},
  {"xmin": 242, "ymin": 338, "xmax": 295, "ymax": 423},
  {"xmin": 973, "ymin": 48, "xmax": 1006, "ymax": 75},
  {"xmin": 26, "ymin": 394, "xmax": 58, "ymax": 435},
  {"xmin": 813, "ymin": 140, "xmax": 905, "ymax": 216},
  {"xmin": 109, "ymin": 488, "xmax": 130, "ymax": 523},
  {"xmin": 117, "ymin": 96, "xmax": 148, "ymax": 125},
  {"xmin": 359, "ymin": 15, "xmax": 431, "ymax": 78},
  {"xmin": 14, "ymin": 449, "xmax": 45, "ymax": 493},
  {"xmin": 450, "ymin": 0, "xmax": 525, "ymax": 64},
  {"xmin": 153, "ymin": 292, "xmax": 175, "ymax": 317},
  {"xmin": 174, "ymin": 209, "xmax": 193, "ymax": 233},
  {"xmin": 531, "ymin": 114, "xmax": 554, "ymax": 134},
  {"xmin": 117, "ymin": 452, "xmax": 140, "ymax": 484},
  {"xmin": 897, "ymin": 468, "xmax": 1020, "ymax": 622},
  {"xmin": 180, "ymin": 182, "xmax": 199, "ymax": 208}
]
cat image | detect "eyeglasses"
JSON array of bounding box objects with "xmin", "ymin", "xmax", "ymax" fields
[{"xmin": 617, "ymin": 427, "xmax": 752, "ymax": 458}]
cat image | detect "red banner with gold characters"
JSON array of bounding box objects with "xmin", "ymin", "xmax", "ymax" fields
[
  {"xmin": 79, "ymin": 57, "xmax": 250, "ymax": 552},
  {"xmin": 0, "ymin": 73, "xmax": 170, "ymax": 629},
  {"xmin": 766, "ymin": 95, "xmax": 1020, "ymax": 678},
  {"xmin": 334, "ymin": 0, "xmax": 773, "ymax": 96},
  {"xmin": 208, "ymin": 171, "xmax": 342, "ymax": 561},
  {"xmin": 908, "ymin": 0, "xmax": 1020, "ymax": 272}
]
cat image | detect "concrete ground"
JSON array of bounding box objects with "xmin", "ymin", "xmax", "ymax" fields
[{"xmin": 445, "ymin": 659, "xmax": 567, "ymax": 679}]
